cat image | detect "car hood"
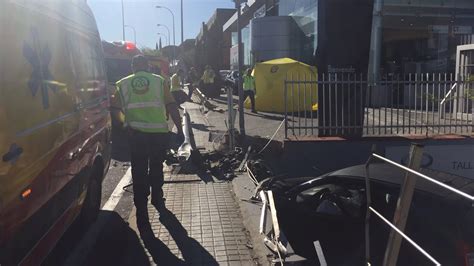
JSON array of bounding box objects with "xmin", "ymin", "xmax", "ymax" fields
[{"xmin": 325, "ymin": 163, "xmax": 474, "ymax": 200}]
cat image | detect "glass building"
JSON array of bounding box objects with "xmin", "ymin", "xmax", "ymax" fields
[
  {"xmin": 379, "ymin": 0, "xmax": 474, "ymax": 74},
  {"xmin": 277, "ymin": 0, "xmax": 318, "ymax": 63},
  {"xmin": 224, "ymin": 0, "xmax": 474, "ymax": 74}
]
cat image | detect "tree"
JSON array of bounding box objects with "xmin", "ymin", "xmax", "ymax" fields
[{"xmin": 141, "ymin": 47, "xmax": 162, "ymax": 57}]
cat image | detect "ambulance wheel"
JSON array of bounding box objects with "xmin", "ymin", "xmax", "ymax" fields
[{"xmin": 79, "ymin": 167, "xmax": 102, "ymax": 227}]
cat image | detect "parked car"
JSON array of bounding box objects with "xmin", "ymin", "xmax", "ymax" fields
[
  {"xmin": 224, "ymin": 70, "xmax": 240, "ymax": 95},
  {"xmin": 268, "ymin": 163, "xmax": 474, "ymax": 265},
  {"xmin": 219, "ymin": 70, "xmax": 231, "ymax": 80},
  {"xmin": 0, "ymin": 1, "xmax": 111, "ymax": 264}
]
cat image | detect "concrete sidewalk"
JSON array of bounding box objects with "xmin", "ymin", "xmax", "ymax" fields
[{"xmin": 128, "ymin": 101, "xmax": 258, "ymax": 265}]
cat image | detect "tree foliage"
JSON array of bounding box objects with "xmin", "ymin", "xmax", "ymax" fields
[{"xmin": 141, "ymin": 47, "xmax": 162, "ymax": 56}]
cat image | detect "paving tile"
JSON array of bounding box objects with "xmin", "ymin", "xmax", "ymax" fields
[
  {"xmin": 136, "ymin": 106, "xmax": 255, "ymax": 264},
  {"xmin": 226, "ymin": 249, "xmax": 239, "ymax": 255},
  {"xmin": 215, "ymin": 256, "xmax": 228, "ymax": 262}
]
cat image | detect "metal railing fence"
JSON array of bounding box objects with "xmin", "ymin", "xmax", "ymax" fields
[{"xmin": 284, "ymin": 73, "xmax": 474, "ymax": 138}]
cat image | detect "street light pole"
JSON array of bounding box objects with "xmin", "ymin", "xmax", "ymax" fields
[
  {"xmin": 157, "ymin": 24, "xmax": 173, "ymax": 63},
  {"xmin": 155, "ymin": 6, "xmax": 175, "ymax": 48},
  {"xmin": 121, "ymin": 0, "xmax": 125, "ymax": 40},
  {"xmin": 124, "ymin": 25, "xmax": 136, "ymax": 44},
  {"xmin": 234, "ymin": 0, "xmax": 245, "ymax": 137},
  {"xmin": 181, "ymin": 0, "xmax": 184, "ymax": 44},
  {"xmin": 157, "ymin": 24, "xmax": 171, "ymax": 47}
]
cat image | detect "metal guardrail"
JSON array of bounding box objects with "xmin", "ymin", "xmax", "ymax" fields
[
  {"xmin": 284, "ymin": 73, "xmax": 473, "ymax": 137},
  {"xmin": 364, "ymin": 145, "xmax": 474, "ymax": 266}
]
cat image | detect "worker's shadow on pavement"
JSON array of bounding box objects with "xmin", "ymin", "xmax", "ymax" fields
[
  {"xmin": 213, "ymin": 95, "xmax": 239, "ymax": 105},
  {"xmin": 141, "ymin": 232, "xmax": 184, "ymax": 265},
  {"xmin": 159, "ymin": 208, "xmax": 219, "ymax": 265},
  {"xmin": 191, "ymin": 122, "xmax": 214, "ymax": 132}
]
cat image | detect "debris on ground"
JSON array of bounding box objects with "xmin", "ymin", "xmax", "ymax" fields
[
  {"xmin": 202, "ymin": 148, "xmax": 244, "ymax": 180},
  {"xmin": 191, "ymin": 88, "xmax": 219, "ymax": 112}
]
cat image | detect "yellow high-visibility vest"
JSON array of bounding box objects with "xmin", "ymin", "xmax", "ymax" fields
[
  {"xmin": 243, "ymin": 75, "xmax": 255, "ymax": 91},
  {"xmin": 116, "ymin": 71, "xmax": 168, "ymax": 133},
  {"xmin": 202, "ymin": 70, "xmax": 215, "ymax": 84},
  {"xmin": 170, "ymin": 73, "xmax": 181, "ymax": 92}
]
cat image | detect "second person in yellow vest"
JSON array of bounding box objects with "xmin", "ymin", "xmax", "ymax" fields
[
  {"xmin": 170, "ymin": 69, "xmax": 188, "ymax": 107},
  {"xmin": 243, "ymin": 68, "xmax": 257, "ymax": 113}
]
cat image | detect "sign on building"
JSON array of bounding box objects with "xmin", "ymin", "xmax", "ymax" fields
[{"xmin": 386, "ymin": 145, "xmax": 474, "ymax": 180}]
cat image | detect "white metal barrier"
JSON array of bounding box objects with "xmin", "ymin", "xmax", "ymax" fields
[{"xmin": 365, "ymin": 145, "xmax": 474, "ymax": 266}]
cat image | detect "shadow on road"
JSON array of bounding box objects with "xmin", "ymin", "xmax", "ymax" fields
[
  {"xmin": 111, "ymin": 127, "xmax": 131, "ymax": 162},
  {"xmin": 244, "ymin": 111, "xmax": 288, "ymax": 121},
  {"xmin": 157, "ymin": 208, "xmax": 218, "ymax": 265},
  {"xmin": 196, "ymin": 169, "xmax": 215, "ymax": 183},
  {"xmin": 44, "ymin": 211, "xmax": 149, "ymax": 266},
  {"xmin": 191, "ymin": 122, "xmax": 213, "ymax": 132},
  {"xmin": 86, "ymin": 212, "xmax": 150, "ymax": 266},
  {"xmin": 212, "ymin": 95, "xmax": 238, "ymax": 105}
]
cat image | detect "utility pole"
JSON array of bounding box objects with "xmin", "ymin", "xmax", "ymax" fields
[
  {"xmin": 121, "ymin": 0, "xmax": 125, "ymax": 40},
  {"xmin": 181, "ymin": 0, "xmax": 184, "ymax": 43},
  {"xmin": 234, "ymin": 0, "xmax": 245, "ymax": 137}
]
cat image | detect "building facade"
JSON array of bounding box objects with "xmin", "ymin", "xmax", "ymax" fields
[
  {"xmin": 195, "ymin": 8, "xmax": 235, "ymax": 73},
  {"xmin": 223, "ymin": 0, "xmax": 474, "ymax": 74}
]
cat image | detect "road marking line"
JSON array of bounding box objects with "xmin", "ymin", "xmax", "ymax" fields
[
  {"xmin": 102, "ymin": 167, "xmax": 132, "ymax": 211},
  {"xmin": 314, "ymin": 241, "xmax": 327, "ymax": 266}
]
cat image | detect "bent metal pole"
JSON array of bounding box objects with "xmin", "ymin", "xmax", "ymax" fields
[{"xmin": 235, "ymin": 0, "xmax": 245, "ymax": 137}]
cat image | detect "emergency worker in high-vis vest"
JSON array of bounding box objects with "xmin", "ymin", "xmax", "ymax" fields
[
  {"xmin": 170, "ymin": 69, "xmax": 188, "ymax": 106},
  {"xmin": 243, "ymin": 68, "xmax": 257, "ymax": 113},
  {"xmin": 116, "ymin": 55, "xmax": 182, "ymax": 234}
]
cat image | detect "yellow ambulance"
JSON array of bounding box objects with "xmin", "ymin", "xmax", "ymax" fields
[{"xmin": 0, "ymin": 1, "xmax": 111, "ymax": 264}]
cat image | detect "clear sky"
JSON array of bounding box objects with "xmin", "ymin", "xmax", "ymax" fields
[{"xmin": 88, "ymin": 0, "xmax": 235, "ymax": 49}]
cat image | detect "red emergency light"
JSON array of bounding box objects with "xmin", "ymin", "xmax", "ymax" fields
[{"xmin": 125, "ymin": 42, "xmax": 136, "ymax": 51}]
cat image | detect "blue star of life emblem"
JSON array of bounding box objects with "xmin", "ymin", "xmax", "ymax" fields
[{"xmin": 23, "ymin": 27, "xmax": 59, "ymax": 109}]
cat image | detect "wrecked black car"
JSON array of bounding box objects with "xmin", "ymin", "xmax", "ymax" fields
[{"xmin": 266, "ymin": 163, "xmax": 474, "ymax": 265}]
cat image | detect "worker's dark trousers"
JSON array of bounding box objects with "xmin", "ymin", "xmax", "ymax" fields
[
  {"xmin": 187, "ymin": 84, "xmax": 195, "ymax": 99},
  {"xmin": 172, "ymin": 90, "xmax": 188, "ymax": 105},
  {"xmin": 243, "ymin": 90, "xmax": 256, "ymax": 111},
  {"xmin": 129, "ymin": 130, "xmax": 169, "ymax": 212}
]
